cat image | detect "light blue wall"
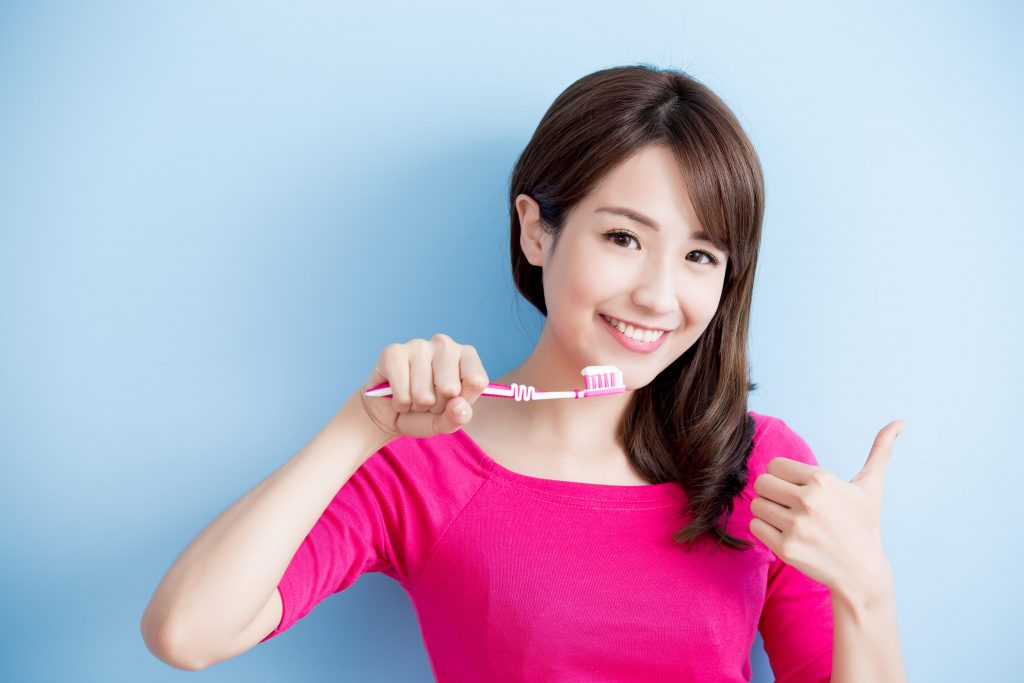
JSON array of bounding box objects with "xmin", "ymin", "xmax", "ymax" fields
[{"xmin": 2, "ymin": 1, "xmax": 1019, "ymax": 681}]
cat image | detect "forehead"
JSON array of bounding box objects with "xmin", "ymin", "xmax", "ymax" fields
[{"xmin": 579, "ymin": 146, "xmax": 706, "ymax": 239}]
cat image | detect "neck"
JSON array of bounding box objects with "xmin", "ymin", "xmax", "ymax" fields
[{"xmin": 490, "ymin": 322, "xmax": 635, "ymax": 463}]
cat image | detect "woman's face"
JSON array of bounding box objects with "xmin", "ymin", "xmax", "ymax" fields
[{"xmin": 518, "ymin": 145, "xmax": 729, "ymax": 389}]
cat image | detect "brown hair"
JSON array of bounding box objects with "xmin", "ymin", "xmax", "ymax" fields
[{"xmin": 508, "ymin": 64, "xmax": 763, "ymax": 551}]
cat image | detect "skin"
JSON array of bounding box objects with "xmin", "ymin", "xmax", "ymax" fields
[
  {"xmin": 372, "ymin": 142, "xmax": 908, "ymax": 679},
  {"xmin": 466, "ymin": 143, "xmax": 729, "ymax": 479},
  {"xmin": 752, "ymin": 420, "xmax": 909, "ymax": 682},
  {"xmin": 460, "ymin": 141, "xmax": 907, "ymax": 679}
]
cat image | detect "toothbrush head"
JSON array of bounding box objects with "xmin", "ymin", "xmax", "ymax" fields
[{"xmin": 580, "ymin": 365, "xmax": 626, "ymax": 397}]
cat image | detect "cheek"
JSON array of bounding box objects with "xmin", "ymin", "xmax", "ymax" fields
[
  {"xmin": 563, "ymin": 265, "xmax": 611, "ymax": 305},
  {"xmin": 691, "ymin": 280, "xmax": 725, "ymax": 318},
  {"xmin": 543, "ymin": 266, "xmax": 597, "ymax": 322},
  {"xmin": 697, "ymin": 297, "xmax": 721, "ymax": 325},
  {"xmin": 673, "ymin": 294, "xmax": 722, "ymax": 341}
]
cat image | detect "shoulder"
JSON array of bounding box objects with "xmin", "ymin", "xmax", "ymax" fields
[
  {"xmin": 356, "ymin": 430, "xmax": 491, "ymax": 500},
  {"xmin": 746, "ymin": 411, "xmax": 820, "ymax": 478},
  {"xmin": 338, "ymin": 431, "xmax": 493, "ymax": 586}
]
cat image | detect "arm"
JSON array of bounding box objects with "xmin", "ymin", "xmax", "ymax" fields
[
  {"xmin": 751, "ymin": 416, "xmax": 908, "ymax": 682},
  {"xmin": 830, "ymin": 562, "xmax": 907, "ymax": 683},
  {"xmin": 140, "ymin": 390, "xmax": 393, "ymax": 670}
]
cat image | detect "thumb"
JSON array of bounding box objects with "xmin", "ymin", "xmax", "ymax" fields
[
  {"xmin": 436, "ymin": 396, "xmax": 472, "ymax": 435},
  {"xmin": 851, "ymin": 418, "xmax": 905, "ymax": 498}
]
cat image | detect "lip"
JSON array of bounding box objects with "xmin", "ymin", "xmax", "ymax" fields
[
  {"xmin": 599, "ymin": 313, "xmax": 671, "ymax": 354},
  {"xmin": 598, "ymin": 313, "xmax": 675, "ymax": 333}
]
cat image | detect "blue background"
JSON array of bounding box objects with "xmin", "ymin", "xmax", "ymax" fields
[{"xmin": 2, "ymin": 1, "xmax": 1020, "ymax": 681}]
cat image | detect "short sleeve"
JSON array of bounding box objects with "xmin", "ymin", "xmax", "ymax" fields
[
  {"xmin": 256, "ymin": 432, "xmax": 486, "ymax": 644},
  {"xmin": 756, "ymin": 418, "xmax": 834, "ymax": 682},
  {"xmin": 258, "ymin": 447, "xmax": 402, "ymax": 643}
]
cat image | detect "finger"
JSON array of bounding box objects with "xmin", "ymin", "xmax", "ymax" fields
[
  {"xmin": 381, "ymin": 345, "xmax": 411, "ymax": 413},
  {"xmin": 749, "ymin": 517, "xmax": 783, "ymax": 555},
  {"xmin": 430, "ymin": 337, "xmax": 462, "ymax": 415},
  {"xmin": 765, "ymin": 456, "xmax": 818, "ymax": 485},
  {"xmin": 750, "ymin": 495, "xmax": 794, "ymax": 533},
  {"xmin": 753, "ymin": 472, "xmax": 802, "ymax": 508},
  {"xmin": 852, "ymin": 419, "xmax": 904, "ymax": 494},
  {"xmin": 393, "ymin": 392, "xmax": 468, "ymax": 438},
  {"xmin": 364, "ymin": 354, "xmax": 386, "ymax": 391},
  {"xmin": 408, "ymin": 340, "xmax": 436, "ymax": 412},
  {"xmin": 458, "ymin": 345, "xmax": 489, "ymax": 404},
  {"xmin": 433, "ymin": 394, "xmax": 472, "ymax": 435}
]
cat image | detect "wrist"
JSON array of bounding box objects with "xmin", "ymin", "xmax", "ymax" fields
[
  {"xmin": 334, "ymin": 391, "xmax": 397, "ymax": 455},
  {"xmin": 831, "ymin": 560, "xmax": 895, "ymax": 617}
]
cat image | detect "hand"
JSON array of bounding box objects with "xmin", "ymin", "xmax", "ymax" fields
[
  {"xmin": 749, "ymin": 419, "xmax": 905, "ymax": 595},
  {"xmin": 357, "ymin": 333, "xmax": 490, "ymax": 441}
]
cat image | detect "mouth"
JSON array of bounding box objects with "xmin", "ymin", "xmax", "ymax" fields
[
  {"xmin": 599, "ymin": 313, "xmax": 673, "ymax": 335},
  {"xmin": 599, "ymin": 313, "xmax": 672, "ymax": 353}
]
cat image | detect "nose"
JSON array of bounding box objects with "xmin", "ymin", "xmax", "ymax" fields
[{"xmin": 630, "ymin": 256, "xmax": 680, "ymax": 316}]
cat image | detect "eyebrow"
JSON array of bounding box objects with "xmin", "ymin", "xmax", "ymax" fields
[{"xmin": 594, "ymin": 206, "xmax": 715, "ymax": 244}]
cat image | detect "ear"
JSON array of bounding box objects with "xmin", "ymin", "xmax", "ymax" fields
[{"xmin": 516, "ymin": 193, "xmax": 550, "ymax": 268}]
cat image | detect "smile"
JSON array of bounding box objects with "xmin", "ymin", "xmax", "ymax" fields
[{"xmin": 599, "ymin": 314, "xmax": 671, "ymax": 353}]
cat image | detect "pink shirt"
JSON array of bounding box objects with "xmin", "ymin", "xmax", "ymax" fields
[{"xmin": 260, "ymin": 411, "xmax": 833, "ymax": 681}]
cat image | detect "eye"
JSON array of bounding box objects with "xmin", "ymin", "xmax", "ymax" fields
[
  {"xmin": 691, "ymin": 250, "xmax": 720, "ymax": 266},
  {"xmin": 603, "ymin": 229, "xmax": 721, "ymax": 266},
  {"xmin": 604, "ymin": 229, "xmax": 640, "ymax": 250}
]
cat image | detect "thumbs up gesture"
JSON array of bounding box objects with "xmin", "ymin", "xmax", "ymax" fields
[{"xmin": 749, "ymin": 419, "xmax": 905, "ymax": 600}]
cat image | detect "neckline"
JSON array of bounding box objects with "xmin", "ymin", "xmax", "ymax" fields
[{"xmin": 452, "ymin": 426, "xmax": 685, "ymax": 504}]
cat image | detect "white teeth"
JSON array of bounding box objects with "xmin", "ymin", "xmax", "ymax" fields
[{"xmin": 602, "ymin": 315, "xmax": 664, "ymax": 343}]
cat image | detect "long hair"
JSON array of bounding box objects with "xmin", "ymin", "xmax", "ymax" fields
[{"xmin": 508, "ymin": 64, "xmax": 763, "ymax": 551}]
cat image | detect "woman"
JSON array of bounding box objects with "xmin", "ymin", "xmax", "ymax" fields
[{"xmin": 142, "ymin": 64, "xmax": 907, "ymax": 681}]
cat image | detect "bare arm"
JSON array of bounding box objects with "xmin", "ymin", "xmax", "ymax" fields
[
  {"xmin": 830, "ymin": 564, "xmax": 908, "ymax": 682},
  {"xmin": 140, "ymin": 390, "xmax": 393, "ymax": 670}
]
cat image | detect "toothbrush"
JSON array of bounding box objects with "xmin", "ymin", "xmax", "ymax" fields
[{"xmin": 364, "ymin": 365, "xmax": 625, "ymax": 401}]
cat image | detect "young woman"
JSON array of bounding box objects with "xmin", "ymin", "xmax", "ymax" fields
[{"xmin": 142, "ymin": 64, "xmax": 907, "ymax": 681}]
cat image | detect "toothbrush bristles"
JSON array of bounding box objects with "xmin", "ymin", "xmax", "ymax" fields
[{"xmin": 581, "ymin": 364, "xmax": 624, "ymax": 390}]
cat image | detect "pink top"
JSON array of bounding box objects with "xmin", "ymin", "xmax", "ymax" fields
[{"xmin": 260, "ymin": 411, "xmax": 833, "ymax": 681}]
